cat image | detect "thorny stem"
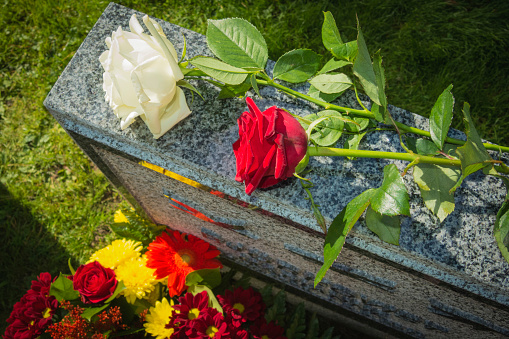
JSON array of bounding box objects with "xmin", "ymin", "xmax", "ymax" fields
[{"xmin": 255, "ymin": 78, "xmax": 509, "ymax": 153}]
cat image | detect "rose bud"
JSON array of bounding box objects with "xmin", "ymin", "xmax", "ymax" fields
[
  {"xmin": 233, "ymin": 97, "xmax": 308, "ymax": 195},
  {"xmin": 99, "ymin": 14, "xmax": 191, "ymax": 139},
  {"xmin": 70, "ymin": 261, "xmax": 118, "ymax": 304}
]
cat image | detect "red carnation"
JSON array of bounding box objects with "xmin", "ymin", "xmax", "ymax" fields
[
  {"xmin": 70, "ymin": 261, "xmax": 117, "ymax": 304},
  {"xmin": 233, "ymin": 97, "xmax": 308, "ymax": 195},
  {"xmin": 145, "ymin": 230, "xmax": 222, "ymax": 297},
  {"xmin": 218, "ymin": 286, "xmax": 265, "ymax": 328}
]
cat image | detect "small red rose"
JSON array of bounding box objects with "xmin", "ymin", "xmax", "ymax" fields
[
  {"xmin": 70, "ymin": 261, "xmax": 118, "ymax": 304},
  {"xmin": 233, "ymin": 97, "xmax": 308, "ymax": 195}
]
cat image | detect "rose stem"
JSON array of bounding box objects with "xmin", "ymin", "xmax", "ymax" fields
[
  {"xmin": 255, "ymin": 79, "xmax": 509, "ymax": 153},
  {"xmin": 307, "ymin": 146, "xmax": 509, "ymax": 174}
]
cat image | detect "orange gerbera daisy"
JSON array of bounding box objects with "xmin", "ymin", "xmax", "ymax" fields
[{"xmin": 145, "ymin": 230, "xmax": 222, "ymax": 297}]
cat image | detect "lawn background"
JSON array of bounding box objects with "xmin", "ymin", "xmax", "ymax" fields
[{"xmin": 1, "ymin": 0, "xmax": 509, "ymax": 332}]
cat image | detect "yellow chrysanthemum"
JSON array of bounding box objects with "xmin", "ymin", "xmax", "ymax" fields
[
  {"xmin": 88, "ymin": 239, "xmax": 142, "ymax": 269},
  {"xmin": 115, "ymin": 255, "xmax": 158, "ymax": 304},
  {"xmin": 144, "ymin": 297, "xmax": 176, "ymax": 339},
  {"xmin": 114, "ymin": 209, "xmax": 130, "ymax": 223}
]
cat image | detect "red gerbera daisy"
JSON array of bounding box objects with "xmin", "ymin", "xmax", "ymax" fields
[
  {"xmin": 218, "ymin": 286, "xmax": 265, "ymax": 328},
  {"xmin": 250, "ymin": 319, "xmax": 287, "ymax": 339},
  {"xmin": 146, "ymin": 230, "xmax": 222, "ymax": 297}
]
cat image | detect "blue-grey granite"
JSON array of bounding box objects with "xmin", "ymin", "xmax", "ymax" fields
[{"xmin": 44, "ymin": 3, "xmax": 509, "ymax": 337}]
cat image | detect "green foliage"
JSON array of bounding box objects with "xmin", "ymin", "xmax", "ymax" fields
[
  {"xmin": 371, "ymin": 50, "xmax": 387, "ymax": 122},
  {"xmin": 370, "ymin": 164, "xmax": 410, "ymax": 217},
  {"xmin": 50, "ymin": 273, "xmax": 80, "ymax": 302},
  {"xmin": 352, "ymin": 22, "xmax": 380, "ymax": 106},
  {"xmin": 315, "ymin": 189, "xmax": 374, "ymax": 287},
  {"xmin": 321, "ymin": 12, "xmax": 343, "ymax": 51},
  {"xmin": 413, "ymin": 164, "xmax": 460, "ymax": 222},
  {"xmin": 273, "ymin": 49, "xmax": 321, "ymax": 83},
  {"xmin": 301, "ymin": 110, "xmax": 346, "ymax": 147},
  {"xmin": 110, "ymin": 207, "xmax": 165, "ymax": 246},
  {"xmin": 286, "ymin": 303, "xmax": 306, "ymax": 339},
  {"xmin": 185, "ymin": 268, "xmax": 222, "ymax": 290},
  {"xmin": 452, "ymin": 103, "xmax": 493, "ymax": 192},
  {"xmin": 308, "ymin": 73, "xmax": 352, "ymax": 94},
  {"xmin": 317, "ymin": 164, "xmax": 409, "ymax": 285},
  {"xmin": 494, "ymin": 177, "xmax": 509, "ymax": 263},
  {"xmin": 206, "ymin": 18, "xmax": 268, "ymax": 69},
  {"xmin": 429, "ymin": 85, "xmax": 455, "ymax": 150},
  {"xmin": 318, "ymin": 59, "xmax": 350, "ymax": 75},
  {"xmin": 307, "ymin": 85, "xmax": 343, "ymax": 103},
  {"xmin": 365, "ymin": 206, "xmax": 400, "ymax": 245},
  {"xmin": 190, "ymin": 57, "xmax": 249, "ymax": 85}
]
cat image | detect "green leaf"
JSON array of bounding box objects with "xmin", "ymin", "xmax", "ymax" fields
[
  {"xmin": 494, "ymin": 176, "xmax": 509, "ymax": 263},
  {"xmin": 188, "ymin": 285, "xmax": 223, "ymax": 313},
  {"xmin": 190, "ymin": 57, "xmax": 249, "ymax": 85},
  {"xmin": 250, "ymin": 73, "xmax": 261, "ymax": 98},
  {"xmin": 371, "ymin": 164, "xmax": 410, "ymax": 216},
  {"xmin": 81, "ymin": 303, "xmax": 110, "ymax": 321},
  {"xmin": 429, "ymin": 84, "xmax": 454, "ymax": 150},
  {"xmin": 176, "ymin": 79, "xmax": 204, "ymax": 100},
  {"xmin": 322, "ymin": 11, "xmax": 343, "ymax": 51},
  {"xmin": 371, "ymin": 50, "xmax": 387, "ymax": 122},
  {"xmin": 104, "ymin": 280, "xmax": 126, "ymax": 304},
  {"xmin": 294, "ymin": 153, "xmax": 309, "ymax": 174},
  {"xmin": 413, "ymin": 163, "xmax": 460, "ymax": 222},
  {"xmin": 306, "ymin": 110, "xmax": 345, "ymax": 146},
  {"xmin": 68, "ymin": 258, "xmax": 76, "ymax": 276},
  {"xmin": 365, "ymin": 206, "xmax": 401, "ymax": 245},
  {"xmin": 50, "ymin": 273, "xmax": 80, "ymax": 302},
  {"xmin": 207, "ymin": 18, "xmax": 268, "ymax": 69},
  {"xmin": 265, "ymin": 290, "xmax": 287, "ymax": 324},
  {"xmin": 273, "ymin": 49, "xmax": 321, "ymax": 83},
  {"xmin": 315, "ymin": 189, "xmax": 375, "ymax": 287},
  {"xmin": 406, "ymin": 137, "xmax": 440, "ymax": 156},
  {"xmin": 345, "ymin": 117, "xmax": 370, "ymax": 133},
  {"xmin": 308, "ymin": 73, "xmax": 352, "ymax": 94},
  {"xmin": 286, "ymin": 303, "xmax": 306, "ymax": 339},
  {"xmin": 306, "ymin": 313, "xmax": 320, "ymax": 339},
  {"xmin": 307, "ymin": 85, "xmax": 343, "ymax": 103},
  {"xmin": 317, "ymin": 58, "xmax": 350, "ymax": 74},
  {"xmin": 352, "ymin": 21, "xmax": 380, "ymax": 105},
  {"xmin": 344, "ymin": 132, "xmax": 367, "ymax": 159},
  {"xmin": 451, "ymin": 103, "xmax": 492, "ymax": 192},
  {"xmin": 185, "ymin": 268, "xmax": 222, "ymax": 289},
  {"xmin": 217, "ymin": 79, "xmax": 253, "ymax": 99},
  {"xmin": 330, "ymin": 41, "xmax": 358, "ymax": 62}
]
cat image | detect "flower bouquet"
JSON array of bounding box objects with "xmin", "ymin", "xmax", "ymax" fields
[{"xmin": 4, "ymin": 209, "xmax": 340, "ymax": 339}]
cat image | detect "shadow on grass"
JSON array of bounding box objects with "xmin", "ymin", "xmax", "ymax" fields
[{"xmin": 0, "ymin": 183, "xmax": 70, "ymax": 333}]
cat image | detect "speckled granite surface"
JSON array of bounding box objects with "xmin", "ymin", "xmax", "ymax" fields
[{"xmin": 44, "ymin": 2, "xmax": 509, "ymax": 303}]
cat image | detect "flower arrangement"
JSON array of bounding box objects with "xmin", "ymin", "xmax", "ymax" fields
[
  {"xmin": 98, "ymin": 10, "xmax": 509, "ymax": 287},
  {"xmin": 4, "ymin": 209, "xmax": 339, "ymax": 339}
]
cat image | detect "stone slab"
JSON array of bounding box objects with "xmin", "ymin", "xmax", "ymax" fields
[{"xmin": 44, "ymin": 3, "xmax": 509, "ymax": 337}]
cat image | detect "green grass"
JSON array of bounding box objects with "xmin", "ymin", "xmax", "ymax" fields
[{"xmin": 1, "ymin": 0, "xmax": 508, "ymax": 332}]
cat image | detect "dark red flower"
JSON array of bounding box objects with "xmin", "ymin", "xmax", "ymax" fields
[
  {"xmin": 250, "ymin": 318, "xmax": 287, "ymax": 339},
  {"xmin": 189, "ymin": 308, "xmax": 229, "ymax": 338},
  {"xmin": 4, "ymin": 273, "xmax": 58, "ymax": 339},
  {"xmin": 146, "ymin": 230, "xmax": 222, "ymax": 297},
  {"xmin": 218, "ymin": 286, "xmax": 265, "ymax": 328},
  {"xmin": 70, "ymin": 261, "xmax": 117, "ymax": 304},
  {"xmin": 233, "ymin": 97, "xmax": 308, "ymax": 195}
]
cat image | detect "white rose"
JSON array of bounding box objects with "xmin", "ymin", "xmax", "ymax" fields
[{"xmin": 99, "ymin": 14, "xmax": 191, "ymax": 139}]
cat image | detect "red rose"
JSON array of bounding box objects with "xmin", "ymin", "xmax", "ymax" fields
[
  {"xmin": 233, "ymin": 97, "xmax": 308, "ymax": 195},
  {"xmin": 70, "ymin": 261, "xmax": 118, "ymax": 304}
]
